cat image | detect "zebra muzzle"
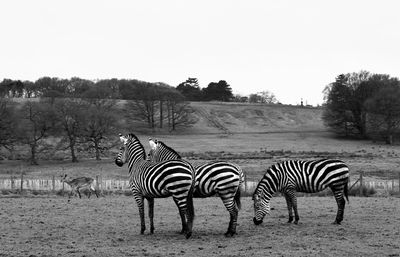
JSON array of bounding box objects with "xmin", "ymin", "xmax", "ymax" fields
[{"xmin": 253, "ymin": 217, "xmax": 263, "ymax": 225}]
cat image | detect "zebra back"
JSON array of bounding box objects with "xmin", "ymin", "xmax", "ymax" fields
[
  {"xmin": 147, "ymin": 139, "xmax": 244, "ymax": 198},
  {"xmin": 254, "ymin": 159, "xmax": 349, "ymax": 197},
  {"xmin": 148, "ymin": 139, "xmax": 181, "ymax": 162}
]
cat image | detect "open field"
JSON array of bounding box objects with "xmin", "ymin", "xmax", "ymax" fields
[
  {"xmin": 1, "ymin": 195, "xmax": 399, "ymax": 257},
  {"xmin": 1, "ymin": 132, "xmax": 399, "ymax": 187}
]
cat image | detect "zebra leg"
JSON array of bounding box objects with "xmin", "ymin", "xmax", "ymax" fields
[
  {"xmin": 147, "ymin": 198, "xmax": 155, "ymax": 234},
  {"xmin": 173, "ymin": 198, "xmax": 187, "ymax": 234},
  {"xmin": 331, "ymin": 187, "xmax": 346, "ymax": 224},
  {"xmin": 284, "ymin": 193, "xmax": 294, "ymax": 223},
  {"xmin": 134, "ymin": 195, "xmax": 146, "ymax": 234},
  {"xmin": 292, "ymin": 194, "xmax": 300, "ymax": 224},
  {"xmin": 285, "ymin": 189, "xmax": 299, "ymax": 224},
  {"xmin": 221, "ymin": 195, "xmax": 239, "ymax": 237}
]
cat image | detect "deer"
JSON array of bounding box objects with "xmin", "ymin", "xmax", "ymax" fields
[{"xmin": 60, "ymin": 174, "xmax": 99, "ymax": 199}]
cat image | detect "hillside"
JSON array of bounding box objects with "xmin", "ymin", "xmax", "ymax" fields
[
  {"xmin": 185, "ymin": 102, "xmax": 325, "ymax": 134},
  {"xmin": 9, "ymin": 98, "xmax": 326, "ymax": 134}
]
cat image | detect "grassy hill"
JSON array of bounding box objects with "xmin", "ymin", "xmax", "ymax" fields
[{"xmin": 184, "ymin": 102, "xmax": 325, "ymax": 134}]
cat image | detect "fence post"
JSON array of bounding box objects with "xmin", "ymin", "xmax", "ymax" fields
[
  {"xmin": 52, "ymin": 175, "xmax": 55, "ymax": 192},
  {"xmin": 398, "ymin": 172, "xmax": 400, "ymax": 193},
  {"xmin": 359, "ymin": 171, "xmax": 363, "ymax": 196},
  {"xmin": 20, "ymin": 172, "xmax": 24, "ymax": 194},
  {"xmin": 11, "ymin": 175, "xmax": 14, "ymax": 190},
  {"xmin": 96, "ymin": 175, "xmax": 99, "ymax": 192}
]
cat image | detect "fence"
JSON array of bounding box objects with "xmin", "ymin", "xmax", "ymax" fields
[
  {"xmin": 0, "ymin": 173, "xmax": 399, "ymax": 195},
  {"xmin": 0, "ymin": 175, "xmax": 131, "ymax": 192}
]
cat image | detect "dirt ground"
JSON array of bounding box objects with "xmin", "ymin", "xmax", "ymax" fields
[{"xmin": 1, "ymin": 195, "xmax": 399, "ymax": 257}]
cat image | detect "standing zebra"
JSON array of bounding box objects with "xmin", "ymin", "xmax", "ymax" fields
[
  {"xmin": 115, "ymin": 133, "xmax": 196, "ymax": 239},
  {"xmin": 147, "ymin": 138, "xmax": 244, "ymax": 237},
  {"xmin": 253, "ymin": 159, "xmax": 349, "ymax": 225}
]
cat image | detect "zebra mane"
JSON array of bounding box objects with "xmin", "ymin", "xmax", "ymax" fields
[
  {"xmin": 253, "ymin": 166, "xmax": 277, "ymax": 196},
  {"xmin": 127, "ymin": 133, "xmax": 146, "ymax": 159},
  {"xmin": 158, "ymin": 141, "xmax": 182, "ymax": 159}
]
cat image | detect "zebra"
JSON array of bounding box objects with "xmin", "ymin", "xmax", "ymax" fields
[
  {"xmin": 147, "ymin": 138, "xmax": 245, "ymax": 237},
  {"xmin": 253, "ymin": 159, "xmax": 349, "ymax": 225},
  {"xmin": 115, "ymin": 133, "xmax": 196, "ymax": 239}
]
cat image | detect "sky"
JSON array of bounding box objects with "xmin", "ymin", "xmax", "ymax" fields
[{"xmin": 1, "ymin": 0, "xmax": 400, "ymax": 106}]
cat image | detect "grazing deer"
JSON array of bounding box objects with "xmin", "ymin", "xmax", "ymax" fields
[{"xmin": 60, "ymin": 174, "xmax": 99, "ymax": 199}]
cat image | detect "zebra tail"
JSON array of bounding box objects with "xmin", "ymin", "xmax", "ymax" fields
[
  {"xmin": 236, "ymin": 166, "xmax": 244, "ymax": 210},
  {"xmin": 344, "ymin": 180, "xmax": 349, "ymax": 203},
  {"xmin": 186, "ymin": 179, "xmax": 195, "ymax": 221},
  {"xmin": 187, "ymin": 162, "xmax": 196, "ymax": 221},
  {"xmin": 234, "ymin": 188, "xmax": 241, "ymax": 210}
]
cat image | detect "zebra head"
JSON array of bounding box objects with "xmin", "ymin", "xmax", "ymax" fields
[
  {"xmin": 115, "ymin": 133, "xmax": 129, "ymax": 167},
  {"xmin": 147, "ymin": 138, "xmax": 181, "ymax": 162},
  {"xmin": 146, "ymin": 138, "xmax": 158, "ymax": 161},
  {"xmin": 148, "ymin": 138, "xmax": 158, "ymax": 150},
  {"xmin": 252, "ymin": 190, "xmax": 271, "ymax": 225},
  {"xmin": 116, "ymin": 133, "xmax": 147, "ymax": 166}
]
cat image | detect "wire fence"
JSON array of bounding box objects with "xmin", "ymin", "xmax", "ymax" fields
[{"xmin": 0, "ymin": 172, "xmax": 399, "ymax": 196}]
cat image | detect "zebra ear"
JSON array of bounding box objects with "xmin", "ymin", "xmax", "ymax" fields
[
  {"xmin": 149, "ymin": 138, "xmax": 157, "ymax": 150},
  {"xmin": 119, "ymin": 134, "xmax": 127, "ymax": 144}
]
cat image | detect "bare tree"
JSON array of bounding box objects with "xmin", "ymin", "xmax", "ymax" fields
[
  {"xmin": 365, "ymin": 84, "xmax": 400, "ymax": 144},
  {"xmin": 125, "ymin": 83, "xmax": 160, "ymax": 128},
  {"xmin": 0, "ymin": 98, "xmax": 17, "ymax": 152},
  {"xmin": 53, "ymin": 98, "xmax": 87, "ymax": 162},
  {"xmin": 80, "ymin": 86, "xmax": 118, "ymax": 160},
  {"xmin": 166, "ymin": 100, "xmax": 197, "ymax": 131},
  {"xmin": 15, "ymin": 100, "xmax": 54, "ymax": 165}
]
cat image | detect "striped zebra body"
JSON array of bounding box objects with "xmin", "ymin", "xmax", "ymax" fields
[
  {"xmin": 253, "ymin": 159, "xmax": 349, "ymax": 225},
  {"xmin": 115, "ymin": 133, "xmax": 196, "ymax": 239},
  {"xmin": 148, "ymin": 138, "xmax": 244, "ymax": 237}
]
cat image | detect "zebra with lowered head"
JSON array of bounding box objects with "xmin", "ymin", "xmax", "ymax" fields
[
  {"xmin": 147, "ymin": 138, "xmax": 245, "ymax": 237},
  {"xmin": 115, "ymin": 133, "xmax": 196, "ymax": 239},
  {"xmin": 253, "ymin": 159, "xmax": 349, "ymax": 225}
]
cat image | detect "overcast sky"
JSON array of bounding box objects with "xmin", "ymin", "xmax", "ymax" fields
[{"xmin": 1, "ymin": 0, "xmax": 400, "ymax": 105}]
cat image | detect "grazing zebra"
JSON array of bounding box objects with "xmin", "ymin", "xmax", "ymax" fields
[
  {"xmin": 147, "ymin": 138, "xmax": 245, "ymax": 237},
  {"xmin": 253, "ymin": 159, "xmax": 349, "ymax": 225},
  {"xmin": 115, "ymin": 133, "xmax": 196, "ymax": 239}
]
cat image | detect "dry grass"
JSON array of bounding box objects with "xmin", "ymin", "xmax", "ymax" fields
[{"xmin": 0, "ymin": 196, "xmax": 399, "ymax": 257}]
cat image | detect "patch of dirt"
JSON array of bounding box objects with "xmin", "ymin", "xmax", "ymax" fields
[{"xmin": 1, "ymin": 196, "xmax": 399, "ymax": 256}]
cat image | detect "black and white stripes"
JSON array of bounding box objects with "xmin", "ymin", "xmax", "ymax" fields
[
  {"xmin": 147, "ymin": 138, "xmax": 244, "ymax": 237},
  {"xmin": 253, "ymin": 159, "xmax": 349, "ymax": 225},
  {"xmin": 115, "ymin": 133, "xmax": 196, "ymax": 239}
]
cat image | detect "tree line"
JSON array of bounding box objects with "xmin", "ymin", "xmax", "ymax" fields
[
  {"xmin": 176, "ymin": 78, "xmax": 278, "ymax": 104},
  {"xmin": 0, "ymin": 78, "xmax": 197, "ymax": 164},
  {"xmin": 323, "ymin": 71, "xmax": 400, "ymax": 144},
  {"xmin": 0, "ymin": 76, "xmax": 282, "ymax": 164}
]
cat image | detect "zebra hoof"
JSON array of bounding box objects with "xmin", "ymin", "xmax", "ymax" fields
[
  {"xmin": 185, "ymin": 232, "xmax": 192, "ymax": 239},
  {"xmin": 253, "ymin": 217, "xmax": 263, "ymax": 225},
  {"xmin": 333, "ymin": 220, "xmax": 342, "ymax": 225},
  {"xmin": 224, "ymin": 231, "xmax": 236, "ymax": 237}
]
